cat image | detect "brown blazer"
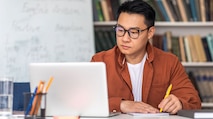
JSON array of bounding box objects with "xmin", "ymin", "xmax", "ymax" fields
[{"xmin": 91, "ymin": 42, "xmax": 201, "ymax": 112}]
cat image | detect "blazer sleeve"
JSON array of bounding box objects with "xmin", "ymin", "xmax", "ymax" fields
[{"xmin": 170, "ymin": 57, "xmax": 201, "ymax": 109}]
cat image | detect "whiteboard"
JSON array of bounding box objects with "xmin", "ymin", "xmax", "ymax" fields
[{"xmin": 0, "ymin": 0, "xmax": 95, "ymax": 82}]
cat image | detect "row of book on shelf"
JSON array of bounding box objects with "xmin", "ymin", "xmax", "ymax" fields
[
  {"xmin": 92, "ymin": 0, "xmax": 121, "ymax": 22},
  {"xmin": 94, "ymin": 28, "xmax": 116, "ymax": 53},
  {"xmin": 92, "ymin": 0, "xmax": 213, "ymax": 22},
  {"xmin": 95, "ymin": 28, "xmax": 213, "ymax": 62},
  {"xmin": 151, "ymin": 32, "xmax": 213, "ymax": 62},
  {"xmin": 187, "ymin": 69, "xmax": 213, "ymax": 103},
  {"xmin": 146, "ymin": 0, "xmax": 213, "ymax": 22}
]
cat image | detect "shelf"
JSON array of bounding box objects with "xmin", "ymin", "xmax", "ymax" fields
[
  {"xmin": 94, "ymin": 21, "xmax": 116, "ymax": 26},
  {"xmin": 202, "ymin": 102, "xmax": 213, "ymax": 108},
  {"xmin": 155, "ymin": 22, "xmax": 213, "ymax": 27},
  {"xmin": 182, "ymin": 62, "xmax": 213, "ymax": 67},
  {"xmin": 94, "ymin": 21, "xmax": 213, "ymax": 27}
]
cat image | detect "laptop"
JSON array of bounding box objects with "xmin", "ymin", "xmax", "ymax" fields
[{"xmin": 29, "ymin": 62, "xmax": 119, "ymax": 117}]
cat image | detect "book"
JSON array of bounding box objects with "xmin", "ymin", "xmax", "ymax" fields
[
  {"xmin": 100, "ymin": 0, "xmax": 110, "ymax": 21},
  {"xmin": 106, "ymin": 30, "xmax": 116, "ymax": 46},
  {"xmin": 110, "ymin": 0, "xmax": 120, "ymax": 20},
  {"xmin": 95, "ymin": 29, "xmax": 113, "ymax": 52},
  {"xmin": 201, "ymin": 72, "xmax": 212, "ymax": 101},
  {"xmin": 170, "ymin": 0, "xmax": 182, "ymax": 21},
  {"xmin": 194, "ymin": 0, "xmax": 201, "ymax": 21},
  {"xmin": 146, "ymin": 0, "xmax": 165, "ymax": 21},
  {"xmin": 155, "ymin": 0, "xmax": 170, "ymax": 21},
  {"xmin": 210, "ymin": 0, "xmax": 213, "ymax": 21},
  {"xmin": 165, "ymin": 31, "xmax": 172, "ymax": 53},
  {"xmin": 189, "ymin": 0, "xmax": 198, "ymax": 21},
  {"xmin": 206, "ymin": 34, "xmax": 213, "ymax": 61},
  {"xmin": 183, "ymin": 36, "xmax": 192, "ymax": 62},
  {"xmin": 162, "ymin": 34, "xmax": 167, "ymax": 51},
  {"xmin": 177, "ymin": 109, "xmax": 213, "ymax": 118},
  {"xmin": 201, "ymin": 36, "xmax": 212, "ymax": 61},
  {"xmin": 196, "ymin": 70, "xmax": 212, "ymax": 102},
  {"xmin": 200, "ymin": 0, "xmax": 206, "ymax": 22},
  {"xmin": 94, "ymin": 29, "xmax": 103, "ymax": 52},
  {"xmin": 92, "ymin": 0, "xmax": 99, "ymax": 21},
  {"xmin": 94, "ymin": 0, "xmax": 104, "ymax": 21},
  {"xmin": 178, "ymin": 36, "xmax": 186, "ymax": 62},
  {"xmin": 166, "ymin": 0, "xmax": 179, "ymax": 21},
  {"xmin": 205, "ymin": 0, "xmax": 211, "ymax": 21},
  {"xmin": 187, "ymin": 71, "xmax": 202, "ymax": 101},
  {"xmin": 188, "ymin": 35, "xmax": 199, "ymax": 62},
  {"xmin": 161, "ymin": 0, "xmax": 175, "ymax": 22},
  {"xmin": 102, "ymin": 29, "xmax": 114, "ymax": 50},
  {"xmin": 207, "ymin": 70, "xmax": 213, "ymax": 102},
  {"xmin": 176, "ymin": 0, "xmax": 188, "ymax": 22},
  {"xmin": 183, "ymin": 0, "xmax": 193, "ymax": 21},
  {"xmin": 171, "ymin": 36, "xmax": 181, "ymax": 61},
  {"xmin": 192, "ymin": 35, "xmax": 207, "ymax": 62},
  {"xmin": 106, "ymin": 0, "xmax": 114, "ymax": 20},
  {"xmin": 195, "ymin": 71, "xmax": 206, "ymax": 101}
]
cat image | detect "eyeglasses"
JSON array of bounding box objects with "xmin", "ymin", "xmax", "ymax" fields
[{"xmin": 113, "ymin": 25, "xmax": 151, "ymax": 39}]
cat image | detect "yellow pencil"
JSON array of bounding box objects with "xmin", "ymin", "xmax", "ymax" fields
[
  {"xmin": 160, "ymin": 84, "xmax": 172, "ymax": 112},
  {"xmin": 45, "ymin": 76, "xmax": 54, "ymax": 93}
]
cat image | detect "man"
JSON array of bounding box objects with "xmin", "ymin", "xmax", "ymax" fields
[{"xmin": 91, "ymin": 0, "xmax": 201, "ymax": 114}]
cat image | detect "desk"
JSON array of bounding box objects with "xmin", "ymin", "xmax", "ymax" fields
[
  {"xmin": 12, "ymin": 114, "xmax": 190, "ymax": 119},
  {"xmin": 81, "ymin": 114, "xmax": 190, "ymax": 119}
]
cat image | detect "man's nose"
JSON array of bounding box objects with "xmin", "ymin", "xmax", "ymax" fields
[{"xmin": 122, "ymin": 31, "xmax": 131, "ymax": 41}]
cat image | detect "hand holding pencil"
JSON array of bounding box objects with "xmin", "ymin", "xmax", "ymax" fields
[
  {"xmin": 159, "ymin": 84, "xmax": 172, "ymax": 112},
  {"xmin": 158, "ymin": 84, "xmax": 183, "ymax": 114}
]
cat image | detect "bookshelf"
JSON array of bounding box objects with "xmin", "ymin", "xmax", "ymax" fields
[{"xmin": 94, "ymin": 21, "xmax": 213, "ymax": 108}]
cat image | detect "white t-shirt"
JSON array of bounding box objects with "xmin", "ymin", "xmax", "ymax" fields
[{"xmin": 127, "ymin": 53, "xmax": 147, "ymax": 101}]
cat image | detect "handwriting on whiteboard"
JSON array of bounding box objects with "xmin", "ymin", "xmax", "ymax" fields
[{"xmin": 0, "ymin": 0, "xmax": 94, "ymax": 82}]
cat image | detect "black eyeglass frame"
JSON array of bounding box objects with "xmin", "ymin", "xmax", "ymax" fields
[{"xmin": 113, "ymin": 25, "xmax": 152, "ymax": 39}]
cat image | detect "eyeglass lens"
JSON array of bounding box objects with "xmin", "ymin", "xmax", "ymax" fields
[{"xmin": 115, "ymin": 26, "xmax": 141, "ymax": 39}]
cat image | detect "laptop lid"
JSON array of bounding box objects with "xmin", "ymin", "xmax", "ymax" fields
[{"xmin": 29, "ymin": 62, "xmax": 112, "ymax": 117}]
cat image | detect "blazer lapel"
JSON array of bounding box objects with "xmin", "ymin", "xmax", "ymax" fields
[
  {"xmin": 142, "ymin": 61, "xmax": 153, "ymax": 103},
  {"xmin": 120, "ymin": 63, "xmax": 132, "ymax": 91}
]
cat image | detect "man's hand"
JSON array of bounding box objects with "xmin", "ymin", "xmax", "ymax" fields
[
  {"xmin": 158, "ymin": 94, "xmax": 182, "ymax": 114},
  {"xmin": 120, "ymin": 100, "xmax": 159, "ymax": 113}
]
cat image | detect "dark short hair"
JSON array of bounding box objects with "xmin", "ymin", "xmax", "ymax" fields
[{"xmin": 116, "ymin": 0, "xmax": 155, "ymax": 27}]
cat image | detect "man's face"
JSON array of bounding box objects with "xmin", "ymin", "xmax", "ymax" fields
[{"xmin": 116, "ymin": 12, "xmax": 154, "ymax": 58}]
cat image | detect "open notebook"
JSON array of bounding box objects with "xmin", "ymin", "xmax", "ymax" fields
[{"xmin": 29, "ymin": 62, "xmax": 119, "ymax": 117}]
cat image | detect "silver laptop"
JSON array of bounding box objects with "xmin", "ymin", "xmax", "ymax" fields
[{"xmin": 29, "ymin": 62, "xmax": 119, "ymax": 117}]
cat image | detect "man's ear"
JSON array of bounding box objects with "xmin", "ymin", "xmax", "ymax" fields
[{"xmin": 148, "ymin": 26, "xmax": 155, "ymax": 40}]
